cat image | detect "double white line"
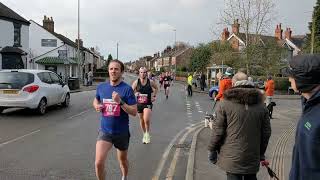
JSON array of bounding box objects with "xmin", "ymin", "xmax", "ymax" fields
[{"xmin": 152, "ymin": 122, "xmax": 204, "ymax": 180}]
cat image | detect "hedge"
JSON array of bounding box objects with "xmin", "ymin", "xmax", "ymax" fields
[
  {"xmin": 176, "ymin": 71, "xmax": 190, "ymax": 78},
  {"xmin": 93, "ymin": 72, "xmax": 109, "ymax": 77},
  {"xmin": 252, "ymin": 76, "xmax": 290, "ymax": 91}
]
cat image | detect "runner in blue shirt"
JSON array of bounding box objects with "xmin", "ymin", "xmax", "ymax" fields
[{"xmin": 93, "ymin": 59, "xmax": 137, "ymax": 180}]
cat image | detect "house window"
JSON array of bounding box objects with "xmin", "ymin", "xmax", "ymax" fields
[
  {"xmin": 1, "ymin": 54, "xmax": 24, "ymax": 69},
  {"xmin": 13, "ymin": 23, "xmax": 21, "ymax": 47}
]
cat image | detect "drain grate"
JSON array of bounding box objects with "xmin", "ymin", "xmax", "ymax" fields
[{"xmin": 173, "ymin": 142, "xmax": 191, "ymax": 149}]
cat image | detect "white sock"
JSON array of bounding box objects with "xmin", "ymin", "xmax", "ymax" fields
[{"xmin": 122, "ymin": 176, "xmax": 127, "ymax": 180}]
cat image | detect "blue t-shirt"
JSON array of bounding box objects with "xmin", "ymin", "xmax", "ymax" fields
[{"xmin": 96, "ymin": 81, "xmax": 136, "ymax": 134}]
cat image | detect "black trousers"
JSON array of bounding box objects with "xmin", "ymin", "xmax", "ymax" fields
[
  {"xmin": 227, "ymin": 173, "xmax": 257, "ymax": 180},
  {"xmin": 200, "ymin": 83, "xmax": 205, "ymax": 91},
  {"xmin": 187, "ymin": 85, "xmax": 193, "ymax": 96}
]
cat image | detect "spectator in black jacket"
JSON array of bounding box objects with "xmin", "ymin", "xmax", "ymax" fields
[{"xmin": 286, "ymin": 54, "xmax": 320, "ymax": 180}]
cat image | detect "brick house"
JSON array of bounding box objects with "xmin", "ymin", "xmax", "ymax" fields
[{"xmin": 222, "ymin": 19, "xmax": 306, "ymax": 60}]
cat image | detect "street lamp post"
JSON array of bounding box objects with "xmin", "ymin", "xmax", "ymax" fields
[{"xmin": 117, "ymin": 43, "xmax": 119, "ymax": 60}]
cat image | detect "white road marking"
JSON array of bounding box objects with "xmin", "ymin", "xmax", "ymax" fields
[
  {"xmin": 0, "ymin": 109, "xmax": 92, "ymax": 148},
  {"xmin": 152, "ymin": 122, "xmax": 202, "ymax": 180},
  {"xmin": 67, "ymin": 109, "xmax": 92, "ymax": 119},
  {"xmin": 166, "ymin": 124, "xmax": 202, "ymax": 180},
  {"xmin": 0, "ymin": 129, "xmax": 41, "ymax": 148}
]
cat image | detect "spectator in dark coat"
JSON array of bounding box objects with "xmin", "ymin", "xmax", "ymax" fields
[
  {"xmin": 286, "ymin": 54, "xmax": 320, "ymax": 180},
  {"xmin": 208, "ymin": 72, "xmax": 271, "ymax": 180},
  {"xmin": 200, "ymin": 73, "xmax": 206, "ymax": 91}
]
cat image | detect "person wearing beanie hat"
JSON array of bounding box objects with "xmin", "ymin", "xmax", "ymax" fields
[
  {"xmin": 286, "ymin": 54, "xmax": 320, "ymax": 180},
  {"xmin": 215, "ymin": 68, "xmax": 233, "ymax": 101},
  {"xmin": 208, "ymin": 72, "xmax": 271, "ymax": 180}
]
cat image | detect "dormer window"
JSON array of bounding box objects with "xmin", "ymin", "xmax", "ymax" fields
[{"xmin": 13, "ymin": 23, "xmax": 21, "ymax": 47}]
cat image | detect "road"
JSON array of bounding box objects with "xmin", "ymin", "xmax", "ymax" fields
[{"xmin": 0, "ymin": 74, "xmax": 213, "ymax": 180}]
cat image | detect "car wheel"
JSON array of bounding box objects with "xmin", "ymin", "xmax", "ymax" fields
[
  {"xmin": 37, "ymin": 98, "xmax": 47, "ymax": 115},
  {"xmin": 212, "ymin": 91, "xmax": 217, "ymax": 99},
  {"xmin": 62, "ymin": 93, "xmax": 70, "ymax": 107}
]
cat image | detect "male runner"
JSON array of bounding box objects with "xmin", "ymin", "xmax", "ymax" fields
[
  {"xmin": 93, "ymin": 59, "xmax": 137, "ymax": 180},
  {"xmin": 132, "ymin": 67, "xmax": 158, "ymax": 144},
  {"xmin": 163, "ymin": 71, "xmax": 172, "ymax": 99}
]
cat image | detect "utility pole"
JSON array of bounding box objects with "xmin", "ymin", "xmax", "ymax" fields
[
  {"xmin": 117, "ymin": 43, "xmax": 119, "ymax": 60},
  {"xmin": 77, "ymin": 0, "xmax": 81, "ymax": 82},
  {"xmin": 173, "ymin": 29, "xmax": 177, "ymax": 73}
]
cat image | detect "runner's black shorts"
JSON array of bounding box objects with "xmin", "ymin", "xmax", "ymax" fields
[
  {"xmin": 97, "ymin": 131, "xmax": 130, "ymax": 151},
  {"xmin": 137, "ymin": 104, "xmax": 153, "ymax": 113},
  {"xmin": 164, "ymin": 84, "xmax": 170, "ymax": 89}
]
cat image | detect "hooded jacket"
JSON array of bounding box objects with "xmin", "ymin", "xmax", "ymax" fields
[
  {"xmin": 208, "ymin": 85, "xmax": 271, "ymax": 174},
  {"xmin": 216, "ymin": 77, "xmax": 232, "ymax": 100},
  {"xmin": 265, "ymin": 79, "xmax": 275, "ymax": 96},
  {"xmin": 289, "ymin": 89, "xmax": 320, "ymax": 180}
]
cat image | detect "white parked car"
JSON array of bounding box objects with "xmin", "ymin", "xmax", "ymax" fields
[{"xmin": 0, "ymin": 69, "xmax": 70, "ymax": 115}]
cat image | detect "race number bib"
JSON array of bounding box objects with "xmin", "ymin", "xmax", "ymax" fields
[
  {"xmin": 102, "ymin": 99, "xmax": 120, "ymax": 117},
  {"xmin": 137, "ymin": 94, "xmax": 148, "ymax": 104}
]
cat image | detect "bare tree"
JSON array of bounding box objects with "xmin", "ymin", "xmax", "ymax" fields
[{"xmin": 220, "ymin": 0, "xmax": 276, "ymax": 74}]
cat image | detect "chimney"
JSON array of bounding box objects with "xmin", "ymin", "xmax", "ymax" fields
[
  {"xmin": 275, "ymin": 23, "xmax": 283, "ymax": 40},
  {"xmin": 75, "ymin": 39, "xmax": 83, "ymax": 47},
  {"xmin": 285, "ymin": 28, "xmax": 292, "ymax": 40},
  {"xmin": 221, "ymin": 28, "xmax": 230, "ymax": 41},
  {"xmin": 232, "ymin": 19, "xmax": 240, "ymax": 34},
  {"xmin": 43, "ymin": 15, "xmax": 54, "ymax": 32}
]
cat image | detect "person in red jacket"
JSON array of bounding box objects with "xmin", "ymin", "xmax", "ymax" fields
[
  {"xmin": 215, "ymin": 68, "xmax": 233, "ymax": 101},
  {"xmin": 265, "ymin": 75, "xmax": 275, "ymax": 106}
]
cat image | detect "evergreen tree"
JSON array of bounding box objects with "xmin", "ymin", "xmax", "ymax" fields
[{"xmin": 304, "ymin": 0, "xmax": 320, "ymax": 53}]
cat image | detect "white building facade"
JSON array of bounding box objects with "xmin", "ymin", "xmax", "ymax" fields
[{"xmin": 0, "ymin": 2, "xmax": 30, "ymax": 70}]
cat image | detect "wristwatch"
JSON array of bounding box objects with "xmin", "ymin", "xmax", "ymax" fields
[{"xmin": 119, "ymin": 99, "xmax": 125, "ymax": 106}]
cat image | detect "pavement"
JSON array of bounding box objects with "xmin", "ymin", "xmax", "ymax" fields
[
  {"xmin": 191, "ymin": 98, "xmax": 301, "ymax": 180},
  {"xmin": 70, "ymin": 82, "xmax": 99, "ymax": 93}
]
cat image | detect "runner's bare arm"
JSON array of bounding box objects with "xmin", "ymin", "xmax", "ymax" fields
[
  {"xmin": 93, "ymin": 98, "xmax": 101, "ymax": 112},
  {"xmin": 112, "ymin": 91, "xmax": 137, "ymax": 117},
  {"xmin": 121, "ymin": 103, "xmax": 137, "ymax": 117},
  {"xmin": 131, "ymin": 80, "xmax": 138, "ymax": 93},
  {"xmin": 151, "ymin": 80, "xmax": 158, "ymax": 97}
]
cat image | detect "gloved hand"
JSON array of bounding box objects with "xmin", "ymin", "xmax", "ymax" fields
[
  {"xmin": 208, "ymin": 151, "xmax": 218, "ymax": 164},
  {"xmin": 260, "ymin": 160, "xmax": 270, "ymax": 166}
]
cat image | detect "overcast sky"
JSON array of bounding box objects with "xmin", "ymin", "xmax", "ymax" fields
[{"xmin": 2, "ymin": 0, "xmax": 316, "ymax": 62}]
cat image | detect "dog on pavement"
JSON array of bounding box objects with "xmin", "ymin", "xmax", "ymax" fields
[{"xmin": 267, "ymin": 102, "xmax": 276, "ymax": 119}]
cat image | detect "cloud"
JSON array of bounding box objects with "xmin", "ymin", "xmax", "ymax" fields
[
  {"xmin": 149, "ymin": 22, "xmax": 175, "ymax": 33},
  {"xmin": 0, "ymin": 0, "xmax": 315, "ymax": 62},
  {"xmin": 178, "ymin": 0, "xmax": 207, "ymax": 7}
]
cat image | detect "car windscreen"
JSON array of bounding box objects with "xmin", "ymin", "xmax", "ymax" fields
[{"xmin": 0, "ymin": 72, "xmax": 34, "ymax": 89}]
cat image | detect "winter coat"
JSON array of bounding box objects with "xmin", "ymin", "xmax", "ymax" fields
[
  {"xmin": 289, "ymin": 90, "xmax": 320, "ymax": 180},
  {"xmin": 208, "ymin": 85, "xmax": 271, "ymax": 174},
  {"xmin": 265, "ymin": 79, "xmax": 275, "ymax": 96},
  {"xmin": 216, "ymin": 77, "xmax": 232, "ymax": 100},
  {"xmin": 187, "ymin": 75, "xmax": 193, "ymax": 86}
]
